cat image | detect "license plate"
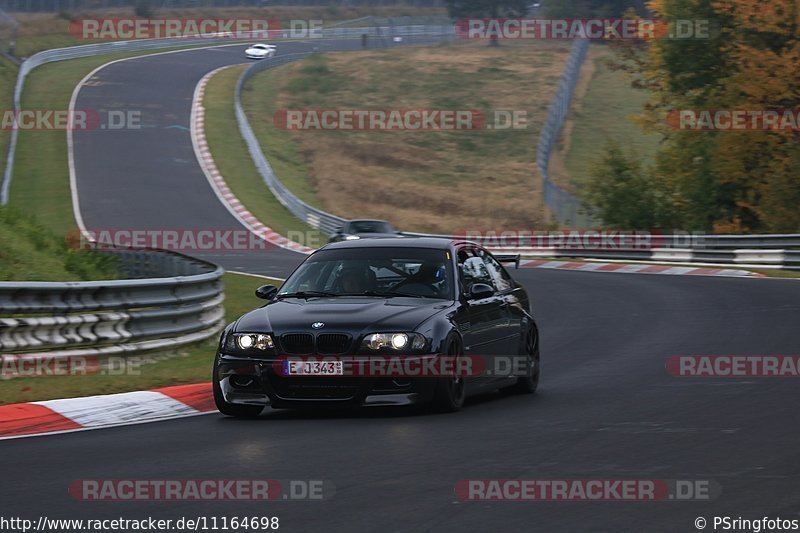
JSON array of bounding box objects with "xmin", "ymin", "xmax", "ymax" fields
[{"xmin": 282, "ymin": 360, "xmax": 344, "ymax": 376}]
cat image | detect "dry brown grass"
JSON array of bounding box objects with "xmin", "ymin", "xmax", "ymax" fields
[{"xmin": 260, "ymin": 41, "xmax": 571, "ymax": 233}]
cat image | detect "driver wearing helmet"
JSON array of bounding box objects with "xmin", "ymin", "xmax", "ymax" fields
[
  {"xmin": 401, "ymin": 261, "xmax": 449, "ymax": 297},
  {"xmin": 338, "ymin": 263, "xmax": 375, "ymax": 293}
]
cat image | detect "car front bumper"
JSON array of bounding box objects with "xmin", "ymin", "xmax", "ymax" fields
[{"xmin": 216, "ymin": 353, "xmax": 441, "ymax": 408}]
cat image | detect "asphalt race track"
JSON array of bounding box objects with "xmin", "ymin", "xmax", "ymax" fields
[
  {"xmin": 3, "ymin": 269, "xmax": 800, "ymax": 531},
  {"xmin": 70, "ymin": 38, "xmax": 438, "ymax": 276},
  {"xmin": 71, "ymin": 42, "xmax": 346, "ymax": 276},
  {"xmin": 5, "ymin": 42, "xmax": 800, "ymax": 532}
]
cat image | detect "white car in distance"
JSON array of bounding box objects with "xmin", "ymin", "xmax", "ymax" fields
[{"xmin": 245, "ymin": 44, "xmax": 277, "ymax": 59}]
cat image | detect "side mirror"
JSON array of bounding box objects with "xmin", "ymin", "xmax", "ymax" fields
[
  {"xmin": 255, "ymin": 284, "xmax": 278, "ymax": 300},
  {"xmin": 469, "ymin": 283, "xmax": 495, "ymax": 300}
]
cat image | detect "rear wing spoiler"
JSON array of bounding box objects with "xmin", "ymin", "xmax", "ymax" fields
[{"xmin": 493, "ymin": 254, "xmax": 521, "ymax": 269}]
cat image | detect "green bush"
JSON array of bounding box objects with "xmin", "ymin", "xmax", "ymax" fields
[
  {"xmin": 0, "ymin": 205, "xmax": 119, "ymax": 281},
  {"xmin": 582, "ymin": 141, "xmax": 661, "ymax": 229}
]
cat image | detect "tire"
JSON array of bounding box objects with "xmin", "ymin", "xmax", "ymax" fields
[
  {"xmin": 430, "ymin": 336, "xmax": 466, "ymax": 413},
  {"xmin": 212, "ymin": 364, "xmax": 264, "ymax": 418},
  {"xmin": 503, "ymin": 329, "xmax": 540, "ymax": 395}
]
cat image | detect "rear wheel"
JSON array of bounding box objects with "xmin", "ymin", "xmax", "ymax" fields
[
  {"xmin": 431, "ymin": 337, "xmax": 466, "ymax": 412},
  {"xmin": 213, "ymin": 364, "xmax": 264, "ymax": 418},
  {"xmin": 503, "ymin": 329, "xmax": 540, "ymax": 395}
]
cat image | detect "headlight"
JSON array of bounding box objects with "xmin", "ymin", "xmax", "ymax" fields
[
  {"xmin": 226, "ymin": 333, "xmax": 275, "ymax": 354},
  {"xmin": 361, "ymin": 333, "xmax": 428, "ymax": 352},
  {"xmin": 344, "ymin": 235, "xmax": 360, "ymax": 240}
]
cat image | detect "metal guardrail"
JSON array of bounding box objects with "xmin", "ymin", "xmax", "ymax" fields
[
  {"xmin": 1, "ymin": 0, "xmax": 443, "ymax": 11},
  {"xmin": 0, "ymin": 25, "xmax": 454, "ymax": 365},
  {"xmin": 400, "ymin": 231, "xmax": 800, "ymax": 250},
  {"xmin": 2, "ymin": 35, "xmax": 235, "ymax": 204},
  {"xmin": 517, "ymin": 248, "xmax": 800, "ymax": 270},
  {"xmin": 3, "ymin": 24, "xmax": 798, "ymax": 364},
  {"xmin": 233, "ymin": 29, "xmax": 455, "ymax": 236},
  {"xmin": 232, "ymin": 36, "xmax": 800, "ymax": 267},
  {"xmin": 0, "ymin": 25, "xmax": 453, "ymax": 205},
  {"xmin": 0, "ymin": 249, "xmax": 225, "ymax": 357},
  {"xmin": 232, "ymin": 35, "xmax": 597, "ymax": 237},
  {"xmin": 236, "ymin": 52, "xmax": 346, "ymax": 236},
  {"xmin": 536, "ymin": 38, "xmax": 593, "ymax": 227}
]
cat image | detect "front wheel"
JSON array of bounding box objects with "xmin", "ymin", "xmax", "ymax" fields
[
  {"xmin": 503, "ymin": 329, "xmax": 540, "ymax": 395},
  {"xmin": 430, "ymin": 337, "xmax": 466, "ymax": 412},
  {"xmin": 213, "ymin": 364, "xmax": 264, "ymax": 418}
]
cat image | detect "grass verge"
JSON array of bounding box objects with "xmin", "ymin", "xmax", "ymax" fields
[
  {"xmin": 203, "ymin": 65, "xmax": 322, "ymax": 244},
  {"xmin": 0, "ymin": 46, "xmax": 281, "ymax": 405},
  {"xmin": 0, "ymin": 271, "xmax": 283, "ymax": 405},
  {"xmin": 242, "ymin": 41, "xmax": 571, "ymax": 234},
  {"xmin": 9, "ymin": 44, "xmax": 234, "ymax": 235},
  {"xmin": 0, "ymin": 204, "xmax": 118, "ymax": 281},
  {"xmin": 551, "ymin": 44, "xmax": 661, "ymax": 192},
  {"xmin": 0, "ymin": 57, "xmax": 16, "ymax": 182},
  {"xmin": 239, "ymin": 61, "xmax": 321, "ymax": 208}
]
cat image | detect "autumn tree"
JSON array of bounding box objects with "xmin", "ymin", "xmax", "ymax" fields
[
  {"xmin": 710, "ymin": 0, "xmax": 800, "ymax": 231},
  {"xmin": 602, "ymin": 0, "xmax": 799, "ymax": 232}
]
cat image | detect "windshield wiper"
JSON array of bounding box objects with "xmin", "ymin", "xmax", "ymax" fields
[
  {"xmin": 353, "ymin": 290, "xmax": 426, "ymax": 298},
  {"xmin": 275, "ymin": 291, "xmax": 340, "ymax": 299}
]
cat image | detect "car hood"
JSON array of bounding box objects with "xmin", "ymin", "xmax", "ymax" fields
[{"xmin": 234, "ymin": 297, "xmax": 451, "ymax": 335}]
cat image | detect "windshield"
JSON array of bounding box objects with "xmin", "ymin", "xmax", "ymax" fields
[
  {"xmin": 279, "ymin": 247, "xmax": 453, "ymax": 299},
  {"xmin": 346, "ymin": 221, "xmax": 393, "ymax": 234}
]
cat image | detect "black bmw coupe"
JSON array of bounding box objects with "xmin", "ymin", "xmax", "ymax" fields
[{"xmin": 213, "ymin": 237, "xmax": 540, "ymax": 417}]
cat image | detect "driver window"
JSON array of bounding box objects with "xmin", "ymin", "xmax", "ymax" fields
[
  {"xmin": 481, "ymin": 253, "xmax": 513, "ymax": 292},
  {"xmin": 460, "ymin": 251, "xmax": 495, "ymax": 293}
]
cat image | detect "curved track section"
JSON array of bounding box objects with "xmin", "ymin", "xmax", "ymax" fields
[
  {"xmin": 70, "ymin": 43, "xmax": 333, "ymax": 276},
  {"xmin": 5, "ymin": 41, "xmax": 799, "ymax": 531}
]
